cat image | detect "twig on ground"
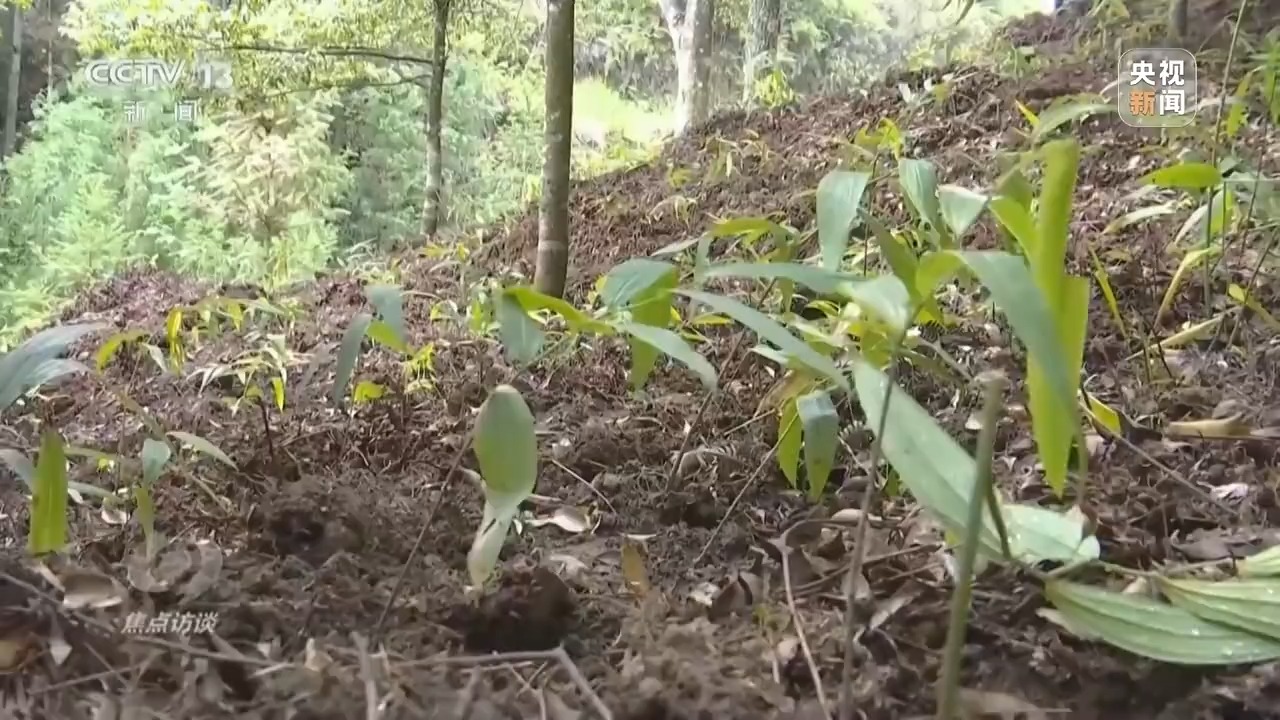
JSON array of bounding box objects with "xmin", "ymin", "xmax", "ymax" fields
[
  {"xmin": 403, "ymin": 646, "xmax": 612, "ymax": 720},
  {"xmin": 779, "ymin": 518, "xmax": 834, "ymax": 720},
  {"xmin": 353, "ymin": 633, "xmax": 380, "ymax": 720},
  {"xmin": 1098, "ymin": 423, "xmax": 1241, "ymax": 516},
  {"xmin": 373, "ymin": 429, "xmax": 473, "ymax": 645}
]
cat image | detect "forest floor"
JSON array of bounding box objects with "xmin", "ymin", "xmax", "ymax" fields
[{"xmin": 6, "ymin": 5, "xmax": 1280, "ymax": 720}]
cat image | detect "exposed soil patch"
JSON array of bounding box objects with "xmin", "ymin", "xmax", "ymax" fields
[{"xmin": 5, "ymin": 9, "xmax": 1280, "ymax": 720}]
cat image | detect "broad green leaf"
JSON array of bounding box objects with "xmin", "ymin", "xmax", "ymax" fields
[
  {"xmin": 1046, "ymin": 580, "xmax": 1280, "ymax": 665},
  {"xmin": 864, "ymin": 216, "xmax": 920, "ymax": 295},
  {"xmin": 331, "ymin": 313, "xmax": 372, "ymax": 406},
  {"xmin": 1159, "ymin": 577, "xmax": 1280, "ymax": 641},
  {"xmin": 777, "ymin": 397, "xmax": 801, "ymax": 488},
  {"xmin": 842, "ymin": 276, "xmax": 912, "ymax": 333},
  {"xmin": 601, "ymin": 259, "xmax": 677, "ymax": 308},
  {"xmin": 495, "ymin": 293, "xmax": 544, "ymax": 364},
  {"xmin": 1035, "ymin": 139, "xmax": 1078, "ymax": 298},
  {"xmin": 988, "ymin": 196, "xmax": 1037, "ymax": 255},
  {"xmin": 1001, "ymin": 505, "xmax": 1099, "ymax": 564},
  {"xmin": 94, "ymin": 330, "xmax": 146, "ymax": 371},
  {"xmin": 167, "ymin": 431, "xmax": 236, "ymax": 469},
  {"xmin": 0, "ymin": 447, "xmax": 108, "ymax": 499},
  {"xmin": 366, "ymin": 320, "xmax": 410, "ymax": 355},
  {"xmin": 1157, "ymin": 246, "xmax": 1220, "ymax": 324},
  {"xmin": 29, "ymin": 429, "xmax": 68, "ymax": 555},
  {"xmin": 937, "ymin": 185, "xmax": 989, "ymax": 239},
  {"xmin": 1227, "ymin": 284, "xmax": 1280, "ymax": 331},
  {"xmin": 1028, "ymin": 274, "xmax": 1090, "ymax": 496},
  {"xmin": 702, "ymin": 261, "xmax": 852, "ymax": 295},
  {"xmin": 625, "ymin": 272, "xmax": 678, "ymax": 391},
  {"xmin": 614, "ymin": 322, "xmax": 717, "ymax": 391},
  {"xmin": 353, "ymin": 380, "xmax": 387, "ymax": 404},
  {"xmin": 1032, "ymin": 102, "xmax": 1114, "ymax": 142},
  {"xmin": 1084, "ymin": 393, "xmax": 1123, "ymax": 435},
  {"xmin": 709, "ymin": 216, "xmax": 789, "ymax": 244},
  {"xmin": 899, "ymin": 158, "xmax": 942, "ymax": 232},
  {"xmin": 140, "ymin": 438, "xmax": 171, "ymax": 486},
  {"xmin": 851, "ymin": 359, "xmax": 1002, "ymax": 554},
  {"xmin": 366, "ymin": 284, "xmax": 407, "ymax": 347},
  {"xmin": 1141, "ymin": 162, "xmax": 1224, "ymax": 190},
  {"xmin": 816, "ymin": 170, "xmax": 872, "ymax": 270},
  {"xmin": 995, "ymin": 165, "xmax": 1035, "ymax": 211},
  {"xmin": 796, "ymin": 390, "xmax": 839, "ymax": 501},
  {"xmin": 1240, "ymin": 546, "xmax": 1280, "ymax": 577},
  {"xmin": 469, "ymin": 385, "xmax": 538, "ymax": 586},
  {"xmin": 505, "ymin": 286, "xmax": 612, "ymax": 334},
  {"xmin": 0, "ymin": 323, "xmax": 105, "ymax": 411},
  {"xmin": 678, "ymin": 289, "xmax": 849, "ymax": 393}
]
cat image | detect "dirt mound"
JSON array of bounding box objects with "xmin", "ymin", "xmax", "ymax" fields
[{"xmin": 6, "ymin": 13, "xmax": 1280, "ymax": 720}]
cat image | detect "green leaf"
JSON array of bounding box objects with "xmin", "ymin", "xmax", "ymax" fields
[
  {"xmin": 841, "ymin": 276, "xmax": 912, "ymax": 333},
  {"xmin": 864, "ymin": 216, "xmax": 920, "ymax": 292},
  {"xmin": 140, "ymin": 438, "xmax": 171, "ymax": 486},
  {"xmin": 331, "ymin": 313, "xmax": 372, "ymax": 406},
  {"xmin": 366, "ymin": 284, "xmax": 407, "ymax": 347},
  {"xmin": 167, "ymin": 431, "xmax": 236, "ymax": 469},
  {"xmin": 948, "ymin": 251, "xmax": 1082, "ymax": 496},
  {"xmin": 1035, "ymin": 139, "xmax": 1078, "ymax": 297},
  {"xmin": 988, "ymin": 196, "xmax": 1037, "ymax": 255},
  {"xmin": 29, "ymin": 429, "xmax": 68, "ymax": 555},
  {"xmin": 0, "ymin": 323, "xmax": 105, "ymax": 412},
  {"xmin": 899, "ymin": 158, "xmax": 942, "ymax": 231},
  {"xmin": 366, "ymin": 320, "xmax": 410, "ymax": 355},
  {"xmin": 1032, "ymin": 102, "xmax": 1114, "ymax": 142},
  {"xmin": 1141, "ymin": 162, "xmax": 1224, "ymax": 190},
  {"xmin": 601, "ymin": 259, "xmax": 678, "ymax": 309},
  {"xmin": 1158, "ymin": 246, "xmax": 1220, "ymax": 323},
  {"xmin": 1159, "ymin": 577, "xmax": 1280, "ymax": 641},
  {"xmin": 469, "ymin": 385, "xmax": 538, "ymax": 586},
  {"xmin": 1001, "ymin": 505, "xmax": 1099, "ymax": 564},
  {"xmin": 1046, "ymin": 580, "xmax": 1280, "ymax": 665},
  {"xmin": 353, "ymin": 380, "xmax": 387, "ymax": 404},
  {"xmin": 816, "ymin": 170, "xmax": 872, "ymax": 270},
  {"xmin": 702, "ymin": 261, "xmax": 853, "ymax": 295},
  {"xmin": 614, "ymin": 322, "xmax": 716, "ymax": 391},
  {"xmin": 495, "ymin": 293, "xmax": 544, "ymax": 364},
  {"xmin": 677, "ymin": 289, "xmax": 849, "ymax": 393},
  {"xmin": 937, "ymin": 185, "xmax": 989, "ymax": 239},
  {"xmin": 777, "ymin": 397, "xmax": 801, "ymax": 488},
  {"xmin": 505, "ymin": 286, "xmax": 612, "ymax": 334},
  {"xmin": 851, "ymin": 359, "xmax": 1001, "ymax": 553},
  {"xmin": 796, "ymin": 390, "xmax": 839, "ymax": 501},
  {"xmin": 623, "ymin": 271, "xmax": 678, "ymax": 391},
  {"xmin": 94, "ymin": 330, "xmax": 146, "ymax": 371},
  {"xmin": 1240, "ymin": 547, "xmax": 1280, "ymax": 577}
]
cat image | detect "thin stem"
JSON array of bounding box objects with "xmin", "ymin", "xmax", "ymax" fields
[{"xmin": 936, "ymin": 371, "xmax": 1008, "ymax": 720}]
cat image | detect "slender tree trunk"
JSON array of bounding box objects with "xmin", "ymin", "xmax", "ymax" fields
[
  {"xmin": 2, "ymin": 2, "xmax": 22, "ymax": 161},
  {"xmin": 1167, "ymin": 0, "xmax": 1188, "ymax": 45},
  {"xmin": 534, "ymin": 0, "xmax": 573, "ymax": 298},
  {"xmin": 421, "ymin": 0, "xmax": 450, "ymax": 239},
  {"xmin": 659, "ymin": 0, "xmax": 714, "ymax": 135},
  {"xmin": 742, "ymin": 0, "xmax": 781, "ymax": 103}
]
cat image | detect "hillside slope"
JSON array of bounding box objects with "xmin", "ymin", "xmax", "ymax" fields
[{"xmin": 6, "ymin": 8, "xmax": 1280, "ymax": 720}]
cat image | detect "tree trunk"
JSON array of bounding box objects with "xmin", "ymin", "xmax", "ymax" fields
[
  {"xmin": 534, "ymin": 0, "xmax": 574, "ymax": 299},
  {"xmin": 1166, "ymin": 0, "xmax": 1188, "ymax": 45},
  {"xmin": 421, "ymin": 0, "xmax": 450, "ymax": 239},
  {"xmin": 2, "ymin": 2, "xmax": 21, "ymax": 161},
  {"xmin": 742, "ymin": 0, "xmax": 781, "ymax": 103},
  {"xmin": 659, "ymin": 0, "xmax": 714, "ymax": 135}
]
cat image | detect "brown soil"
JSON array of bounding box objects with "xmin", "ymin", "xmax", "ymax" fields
[{"xmin": 5, "ymin": 9, "xmax": 1280, "ymax": 720}]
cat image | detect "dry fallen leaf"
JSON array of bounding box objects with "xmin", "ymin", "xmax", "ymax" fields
[
  {"xmin": 60, "ymin": 569, "xmax": 127, "ymax": 610},
  {"xmin": 528, "ymin": 506, "xmax": 592, "ymax": 533},
  {"xmin": 620, "ymin": 539, "xmax": 651, "ymax": 598}
]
